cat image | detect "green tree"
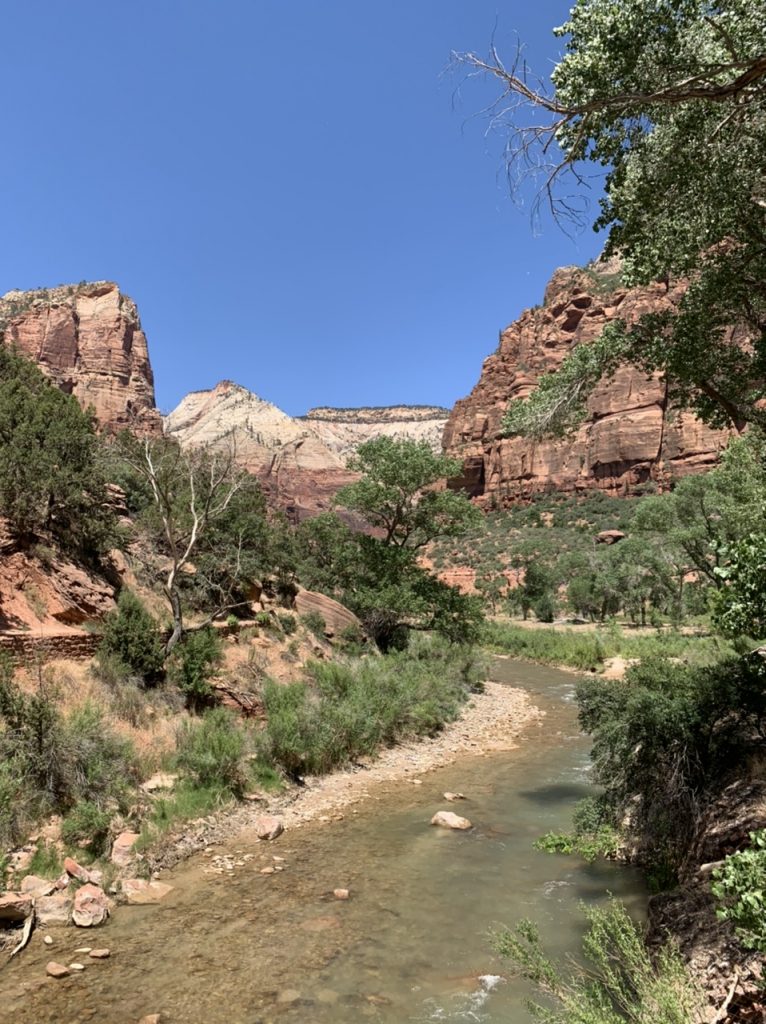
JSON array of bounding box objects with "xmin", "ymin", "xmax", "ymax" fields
[
  {"xmin": 0, "ymin": 347, "xmax": 115, "ymax": 558},
  {"xmin": 117, "ymin": 435, "xmax": 269, "ymax": 652},
  {"xmin": 295, "ymin": 439, "xmax": 484, "ymax": 651},
  {"xmin": 98, "ymin": 589, "xmax": 165, "ymax": 680},
  {"xmin": 456, "ymin": 1, "xmax": 766, "ymax": 435},
  {"xmin": 337, "ymin": 437, "xmax": 481, "ymax": 548}
]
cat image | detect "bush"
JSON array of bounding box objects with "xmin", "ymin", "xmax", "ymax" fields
[
  {"xmin": 301, "ymin": 611, "xmax": 326, "ymax": 639},
  {"xmin": 494, "ymin": 899, "xmax": 705, "ymax": 1023},
  {"xmin": 168, "ymin": 627, "xmax": 222, "ymax": 711},
  {"xmin": 98, "ymin": 590, "xmax": 164, "ymax": 681},
  {"xmin": 712, "ymin": 829, "xmax": 766, "ymax": 953},
  {"xmin": 64, "ymin": 701, "xmax": 138, "ymax": 806},
  {"xmin": 61, "ymin": 801, "xmax": 112, "ymax": 855},
  {"xmin": 261, "ymin": 638, "xmax": 482, "ymax": 779},
  {"xmin": 277, "ymin": 613, "xmax": 297, "ymax": 635},
  {"xmin": 175, "ymin": 708, "xmax": 247, "ymax": 795},
  {"xmin": 533, "ymin": 592, "xmax": 556, "ymax": 623}
]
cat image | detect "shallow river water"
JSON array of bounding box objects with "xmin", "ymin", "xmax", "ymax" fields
[{"xmin": 3, "ymin": 660, "xmax": 645, "ymax": 1024}]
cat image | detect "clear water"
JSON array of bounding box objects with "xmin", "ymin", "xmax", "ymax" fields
[{"xmin": 3, "ymin": 660, "xmax": 645, "ymax": 1024}]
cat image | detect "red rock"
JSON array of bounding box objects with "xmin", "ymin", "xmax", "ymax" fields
[
  {"xmin": 0, "ymin": 892, "xmax": 33, "ymax": 922},
  {"xmin": 89, "ymin": 948, "xmax": 111, "ymax": 959},
  {"xmin": 110, "ymin": 831, "xmax": 140, "ymax": 868},
  {"xmin": 596, "ymin": 529, "xmax": 627, "ymax": 545},
  {"xmin": 35, "ymin": 894, "xmax": 72, "ymax": 926},
  {"xmin": 443, "ymin": 263, "xmax": 732, "ymax": 505},
  {"xmin": 0, "ymin": 282, "xmax": 160, "ymax": 435},
  {"xmin": 20, "ymin": 875, "xmax": 56, "ymax": 898},
  {"xmin": 64, "ymin": 857, "xmax": 91, "ymax": 884},
  {"xmin": 46, "ymin": 961, "xmax": 70, "ymax": 978},
  {"xmin": 294, "ymin": 590, "xmax": 363, "ymax": 640},
  {"xmin": 255, "ymin": 816, "xmax": 284, "ymax": 841},
  {"xmin": 72, "ymin": 884, "xmax": 110, "ymax": 927}
]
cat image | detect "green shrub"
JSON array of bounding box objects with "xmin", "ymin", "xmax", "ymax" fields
[
  {"xmin": 301, "ymin": 611, "xmax": 327, "ymax": 638},
  {"xmin": 175, "ymin": 708, "xmax": 247, "ymax": 795},
  {"xmin": 277, "ymin": 613, "xmax": 297, "ymax": 635},
  {"xmin": 27, "ymin": 840, "xmax": 62, "ymax": 879},
  {"xmin": 64, "ymin": 701, "xmax": 139, "ymax": 806},
  {"xmin": 712, "ymin": 829, "xmax": 766, "ymax": 953},
  {"xmin": 98, "ymin": 590, "xmax": 164, "ymax": 680},
  {"xmin": 261, "ymin": 638, "xmax": 480, "ymax": 778},
  {"xmin": 168, "ymin": 627, "xmax": 222, "ymax": 711},
  {"xmin": 494, "ymin": 898, "xmax": 705, "ymax": 1023},
  {"xmin": 61, "ymin": 801, "xmax": 112, "ymax": 855},
  {"xmin": 533, "ymin": 592, "xmax": 556, "ymax": 623}
]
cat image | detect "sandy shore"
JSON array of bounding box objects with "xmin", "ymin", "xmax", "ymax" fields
[{"xmin": 151, "ymin": 681, "xmax": 542, "ymax": 868}]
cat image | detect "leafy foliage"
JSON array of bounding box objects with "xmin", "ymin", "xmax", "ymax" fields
[
  {"xmin": 712, "ymin": 829, "xmax": 766, "ymax": 953},
  {"xmin": 98, "ymin": 589, "xmax": 165, "ymax": 680},
  {"xmin": 174, "ymin": 708, "xmax": 247, "ymax": 796},
  {"xmin": 167, "ymin": 627, "xmax": 222, "ymax": 711},
  {"xmin": 0, "ymin": 347, "xmax": 115, "ymax": 557},
  {"xmin": 461, "ymin": 1, "xmax": 766, "ymax": 435}
]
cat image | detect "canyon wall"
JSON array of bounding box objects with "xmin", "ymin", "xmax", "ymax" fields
[
  {"xmin": 443, "ymin": 263, "xmax": 731, "ymax": 505},
  {"xmin": 0, "ymin": 281, "xmax": 161, "ymax": 435}
]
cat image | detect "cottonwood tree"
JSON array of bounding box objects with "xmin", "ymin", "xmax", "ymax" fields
[
  {"xmin": 454, "ymin": 0, "xmax": 766, "ymax": 435},
  {"xmin": 118, "ymin": 436, "xmax": 264, "ymax": 653}
]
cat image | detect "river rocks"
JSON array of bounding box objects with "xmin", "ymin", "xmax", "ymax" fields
[
  {"xmin": 138, "ymin": 1016, "xmax": 162, "ymax": 1024},
  {"xmin": 72, "ymin": 884, "xmax": 110, "ymax": 927},
  {"xmin": 255, "ymin": 815, "xmax": 284, "ymax": 840},
  {"xmin": 69, "ymin": 962, "xmax": 86, "ymax": 971},
  {"xmin": 443, "ymin": 792, "xmax": 466, "ymax": 802},
  {"xmin": 333, "ymin": 888, "xmax": 350, "ymax": 900},
  {"xmin": 64, "ymin": 857, "xmax": 92, "ymax": 884},
  {"xmin": 89, "ymin": 948, "xmax": 111, "ymax": 959},
  {"xmin": 44, "ymin": 935, "xmax": 54, "ymax": 945},
  {"xmin": 430, "ymin": 811, "xmax": 473, "ymax": 831},
  {"xmin": 110, "ymin": 831, "xmax": 140, "ymax": 868},
  {"xmin": 20, "ymin": 874, "xmax": 57, "ymax": 898},
  {"xmin": 46, "ymin": 961, "xmax": 70, "ymax": 978},
  {"xmin": 121, "ymin": 879, "xmax": 174, "ymax": 905},
  {"xmin": 0, "ymin": 892, "xmax": 33, "ymax": 922},
  {"xmin": 35, "ymin": 894, "xmax": 72, "ymax": 926}
]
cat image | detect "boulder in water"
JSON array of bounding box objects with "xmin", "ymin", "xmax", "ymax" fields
[{"xmin": 431, "ymin": 811, "xmax": 472, "ymax": 831}]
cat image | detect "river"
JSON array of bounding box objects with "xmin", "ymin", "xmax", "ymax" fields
[{"xmin": 3, "ymin": 659, "xmax": 646, "ymax": 1024}]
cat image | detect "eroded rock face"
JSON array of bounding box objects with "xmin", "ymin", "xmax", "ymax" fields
[
  {"xmin": 0, "ymin": 282, "xmax": 161, "ymax": 435},
  {"xmin": 443, "ymin": 264, "xmax": 732, "ymax": 505}
]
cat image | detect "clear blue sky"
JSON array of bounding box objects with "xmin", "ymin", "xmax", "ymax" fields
[{"xmin": 1, "ymin": 2, "xmax": 603, "ymax": 416}]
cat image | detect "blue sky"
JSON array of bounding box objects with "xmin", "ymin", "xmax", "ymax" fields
[{"xmin": 1, "ymin": 2, "xmax": 603, "ymax": 416}]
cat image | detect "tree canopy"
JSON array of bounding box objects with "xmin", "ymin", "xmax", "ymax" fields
[
  {"xmin": 0, "ymin": 347, "xmax": 115, "ymax": 559},
  {"xmin": 456, "ymin": 0, "xmax": 766, "ymax": 435}
]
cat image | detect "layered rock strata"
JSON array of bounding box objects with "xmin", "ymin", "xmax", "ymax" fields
[
  {"xmin": 0, "ymin": 281, "xmax": 161, "ymax": 434},
  {"xmin": 443, "ymin": 263, "xmax": 732, "ymax": 505},
  {"xmin": 165, "ymin": 385, "xmax": 449, "ymax": 517}
]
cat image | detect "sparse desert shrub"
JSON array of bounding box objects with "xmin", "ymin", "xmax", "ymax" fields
[
  {"xmin": 277, "ymin": 612, "xmax": 297, "ymax": 635},
  {"xmin": 98, "ymin": 589, "xmax": 164, "ymax": 681},
  {"xmin": 168, "ymin": 627, "xmax": 222, "ymax": 711},
  {"xmin": 175, "ymin": 708, "xmax": 247, "ymax": 795},
  {"xmin": 64, "ymin": 701, "xmax": 139, "ymax": 806},
  {"xmin": 27, "ymin": 840, "xmax": 63, "ymax": 879},
  {"xmin": 300, "ymin": 611, "xmax": 326, "ymax": 639},
  {"xmin": 61, "ymin": 800, "xmax": 112, "ymax": 855}
]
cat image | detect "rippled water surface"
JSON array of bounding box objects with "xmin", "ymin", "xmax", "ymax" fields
[{"xmin": 3, "ymin": 660, "xmax": 645, "ymax": 1024}]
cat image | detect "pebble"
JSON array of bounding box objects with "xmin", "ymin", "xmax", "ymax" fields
[
  {"xmin": 46, "ymin": 962, "xmax": 70, "ymax": 978},
  {"xmin": 43, "ymin": 935, "xmax": 53, "ymax": 946},
  {"xmin": 260, "ymin": 866, "xmax": 275, "ymax": 875},
  {"xmin": 333, "ymin": 888, "xmax": 350, "ymax": 900},
  {"xmin": 74, "ymin": 947, "xmax": 92, "ymax": 954},
  {"xmin": 69, "ymin": 963, "xmax": 86, "ymax": 972},
  {"xmin": 89, "ymin": 948, "xmax": 111, "ymax": 959}
]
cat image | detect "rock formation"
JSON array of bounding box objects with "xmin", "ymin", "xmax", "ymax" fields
[
  {"xmin": 303, "ymin": 405, "xmax": 449, "ymax": 460},
  {"xmin": 165, "ymin": 383, "xmax": 449, "ymax": 517},
  {"xmin": 0, "ymin": 281, "xmax": 161, "ymax": 435},
  {"xmin": 443, "ymin": 262, "xmax": 732, "ymax": 505}
]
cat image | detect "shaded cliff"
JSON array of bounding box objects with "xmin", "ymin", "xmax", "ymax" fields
[
  {"xmin": 443, "ymin": 263, "xmax": 731, "ymax": 505},
  {"xmin": 0, "ymin": 281, "xmax": 161, "ymax": 435}
]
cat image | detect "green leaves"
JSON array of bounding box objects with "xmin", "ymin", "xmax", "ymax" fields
[{"xmin": 712, "ymin": 829, "xmax": 766, "ymax": 952}]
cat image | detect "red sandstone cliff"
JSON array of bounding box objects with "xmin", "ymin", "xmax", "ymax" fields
[
  {"xmin": 443, "ymin": 263, "xmax": 731, "ymax": 505},
  {"xmin": 0, "ymin": 281, "xmax": 161, "ymax": 435}
]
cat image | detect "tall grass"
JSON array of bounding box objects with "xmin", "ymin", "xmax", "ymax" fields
[
  {"xmin": 483, "ymin": 621, "xmax": 731, "ymax": 671},
  {"xmin": 261, "ymin": 637, "xmax": 485, "ymax": 778}
]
